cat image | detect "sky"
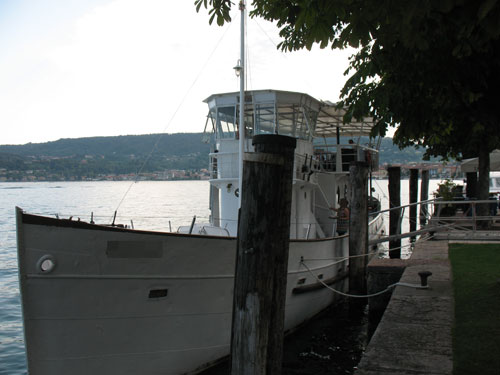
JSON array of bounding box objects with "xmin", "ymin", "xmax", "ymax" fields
[{"xmin": 0, "ymin": 0, "xmax": 356, "ymax": 145}]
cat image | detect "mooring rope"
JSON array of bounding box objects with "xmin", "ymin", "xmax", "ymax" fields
[
  {"xmin": 300, "ymin": 260, "xmax": 428, "ymax": 298},
  {"xmin": 301, "ymin": 246, "xmax": 383, "ymax": 262}
]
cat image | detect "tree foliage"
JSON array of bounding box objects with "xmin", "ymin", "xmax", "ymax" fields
[
  {"xmin": 196, "ymin": 0, "xmax": 500, "ymax": 154},
  {"xmin": 196, "ymin": 0, "xmax": 500, "ymax": 204}
]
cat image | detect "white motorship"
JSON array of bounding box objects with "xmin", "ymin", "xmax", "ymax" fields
[
  {"xmin": 16, "ymin": 4, "xmax": 384, "ymax": 374},
  {"xmin": 16, "ymin": 89, "xmax": 384, "ymax": 375}
]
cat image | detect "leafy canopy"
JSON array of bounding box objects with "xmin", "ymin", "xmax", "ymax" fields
[{"xmin": 195, "ymin": 0, "xmax": 500, "ymax": 160}]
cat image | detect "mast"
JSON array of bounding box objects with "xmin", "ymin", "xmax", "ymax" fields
[{"xmin": 238, "ymin": 0, "xmax": 245, "ymax": 207}]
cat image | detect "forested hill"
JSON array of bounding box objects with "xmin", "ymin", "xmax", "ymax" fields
[
  {"xmin": 0, "ymin": 133, "xmax": 431, "ymax": 181},
  {"xmin": 0, "ymin": 133, "xmax": 211, "ymax": 180},
  {"xmin": 0, "ymin": 133, "xmax": 210, "ymax": 158}
]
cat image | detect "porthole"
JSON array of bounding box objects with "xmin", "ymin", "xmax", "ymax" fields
[{"xmin": 37, "ymin": 255, "xmax": 56, "ymax": 274}]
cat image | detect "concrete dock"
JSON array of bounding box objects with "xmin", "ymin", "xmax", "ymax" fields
[{"xmin": 357, "ymin": 240, "xmax": 454, "ymax": 374}]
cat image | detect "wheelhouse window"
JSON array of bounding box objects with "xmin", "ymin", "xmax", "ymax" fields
[
  {"xmin": 216, "ymin": 106, "xmax": 237, "ymax": 139},
  {"xmin": 276, "ymin": 103, "xmax": 317, "ymax": 140},
  {"xmin": 254, "ymin": 103, "xmax": 275, "ymax": 135},
  {"xmin": 205, "ymin": 91, "xmax": 320, "ymax": 141},
  {"xmin": 276, "ymin": 104, "xmax": 295, "ymax": 137}
]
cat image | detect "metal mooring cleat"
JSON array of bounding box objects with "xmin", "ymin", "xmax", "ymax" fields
[{"xmin": 418, "ymin": 271, "xmax": 432, "ymax": 287}]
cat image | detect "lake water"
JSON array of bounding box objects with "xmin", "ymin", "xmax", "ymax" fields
[{"xmin": 0, "ymin": 179, "xmax": 446, "ymax": 374}]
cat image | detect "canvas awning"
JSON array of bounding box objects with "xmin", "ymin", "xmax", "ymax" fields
[
  {"xmin": 316, "ymin": 100, "xmax": 374, "ymax": 138},
  {"xmin": 460, "ymin": 150, "xmax": 500, "ymax": 172}
]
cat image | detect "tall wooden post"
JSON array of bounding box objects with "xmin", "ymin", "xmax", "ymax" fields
[
  {"xmin": 349, "ymin": 161, "xmax": 369, "ymax": 294},
  {"xmin": 466, "ymin": 172, "xmax": 478, "ymax": 199},
  {"xmin": 388, "ymin": 166, "xmax": 401, "ymax": 259},
  {"xmin": 409, "ymin": 169, "xmax": 419, "ymax": 241},
  {"xmin": 477, "ymin": 147, "xmax": 490, "ymax": 228},
  {"xmin": 420, "ymin": 170, "xmax": 429, "ymax": 227},
  {"xmin": 230, "ymin": 134, "xmax": 296, "ymax": 375}
]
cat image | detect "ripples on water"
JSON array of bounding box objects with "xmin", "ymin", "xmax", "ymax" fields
[{"xmin": 0, "ymin": 179, "xmax": 445, "ymax": 374}]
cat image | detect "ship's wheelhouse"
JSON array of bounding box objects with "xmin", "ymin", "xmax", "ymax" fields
[{"xmin": 203, "ymin": 90, "xmax": 378, "ymax": 238}]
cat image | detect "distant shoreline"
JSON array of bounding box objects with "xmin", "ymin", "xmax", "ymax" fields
[{"xmin": 0, "ymin": 176, "xmax": 210, "ymax": 183}]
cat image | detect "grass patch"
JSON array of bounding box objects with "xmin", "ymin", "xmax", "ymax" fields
[{"xmin": 449, "ymin": 243, "xmax": 500, "ymax": 375}]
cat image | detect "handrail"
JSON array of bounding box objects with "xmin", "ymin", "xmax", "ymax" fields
[
  {"xmin": 434, "ymin": 199, "xmax": 496, "ymax": 204},
  {"xmin": 372, "ymin": 198, "xmax": 436, "ymax": 215},
  {"xmin": 370, "ymin": 197, "xmax": 498, "ymax": 215},
  {"xmin": 427, "ymin": 198, "xmax": 499, "ymax": 235}
]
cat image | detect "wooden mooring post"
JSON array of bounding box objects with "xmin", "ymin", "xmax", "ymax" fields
[
  {"xmin": 388, "ymin": 166, "xmax": 401, "ymax": 258},
  {"xmin": 420, "ymin": 170, "xmax": 429, "ymax": 227},
  {"xmin": 349, "ymin": 161, "xmax": 369, "ymax": 294},
  {"xmin": 409, "ymin": 169, "xmax": 419, "ymax": 241},
  {"xmin": 230, "ymin": 134, "xmax": 296, "ymax": 375},
  {"xmin": 466, "ymin": 172, "xmax": 478, "ymax": 199}
]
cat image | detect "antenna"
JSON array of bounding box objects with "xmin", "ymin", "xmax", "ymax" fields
[{"xmin": 238, "ymin": 1, "xmax": 246, "ymax": 209}]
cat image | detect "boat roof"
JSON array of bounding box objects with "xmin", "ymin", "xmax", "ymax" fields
[
  {"xmin": 461, "ymin": 150, "xmax": 500, "ymax": 172},
  {"xmin": 316, "ymin": 100, "xmax": 374, "ymax": 138},
  {"xmin": 204, "ymin": 89, "xmax": 374, "ymax": 138}
]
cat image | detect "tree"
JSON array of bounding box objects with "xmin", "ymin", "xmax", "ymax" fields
[{"xmin": 196, "ymin": 0, "xmax": 500, "ymax": 215}]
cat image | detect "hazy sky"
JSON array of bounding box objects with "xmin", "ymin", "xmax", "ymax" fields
[{"xmin": 0, "ymin": 0, "xmax": 355, "ymax": 145}]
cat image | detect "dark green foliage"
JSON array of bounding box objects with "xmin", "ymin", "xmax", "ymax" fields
[
  {"xmin": 196, "ymin": 0, "xmax": 500, "ymax": 157},
  {"xmin": 0, "ymin": 133, "xmax": 208, "ymax": 158},
  {"xmin": 449, "ymin": 244, "xmax": 500, "ymax": 375},
  {"xmin": 0, "ymin": 153, "xmax": 26, "ymax": 170},
  {"xmin": 195, "ymin": 0, "xmax": 500, "ymax": 209},
  {"xmin": 377, "ymin": 138, "xmax": 436, "ymax": 165}
]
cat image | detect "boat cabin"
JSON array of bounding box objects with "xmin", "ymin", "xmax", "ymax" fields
[
  {"xmin": 202, "ymin": 90, "xmax": 378, "ymax": 238},
  {"xmin": 490, "ymin": 172, "xmax": 500, "ymax": 196}
]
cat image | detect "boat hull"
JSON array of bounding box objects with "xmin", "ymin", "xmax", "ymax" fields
[{"xmin": 17, "ymin": 209, "xmax": 383, "ymax": 375}]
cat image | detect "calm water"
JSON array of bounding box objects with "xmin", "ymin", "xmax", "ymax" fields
[
  {"xmin": 0, "ymin": 180, "xmax": 210, "ymax": 375},
  {"xmin": 0, "ymin": 179, "xmax": 445, "ymax": 374}
]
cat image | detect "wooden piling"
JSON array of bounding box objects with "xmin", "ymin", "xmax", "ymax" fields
[
  {"xmin": 388, "ymin": 166, "xmax": 401, "ymax": 259},
  {"xmin": 477, "ymin": 147, "xmax": 490, "ymax": 227},
  {"xmin": 230, "ymin": 134, "xmax": 296, "ymax": 375},
  {"xmin": 409, "ymin": 169, "xmax": 419, "ymax": 241},
  {"xmin": 349, "ymin": 161, "xmax": 369, "ymax": 294},
  {"xmin": 466, "ymin": 172, "xmax": 478, "ymax": 199},
  {"xmin": 420, "ymin": 170, "xmax": 429, "ymax": 227}
]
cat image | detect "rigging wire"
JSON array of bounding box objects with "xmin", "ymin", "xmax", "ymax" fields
[
  {"xmin": 110, "ymin": 18, "xmax": 236, "ymax": 222},
  {"xmin": 252, "ymin": 18, "xmax": 283, "ymax": 52}
]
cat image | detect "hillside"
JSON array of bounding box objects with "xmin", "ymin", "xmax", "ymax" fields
[
  {"xmin": 0, "ymin": 133, "xmax": 210, "ymax": 158},
  {"xmin": 0, "ymin": 133, "xmax": 434, "ymax": 181},
  {"xmin": 0, "ymin": 133, "xmax": 211, "ymax": 181}
]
